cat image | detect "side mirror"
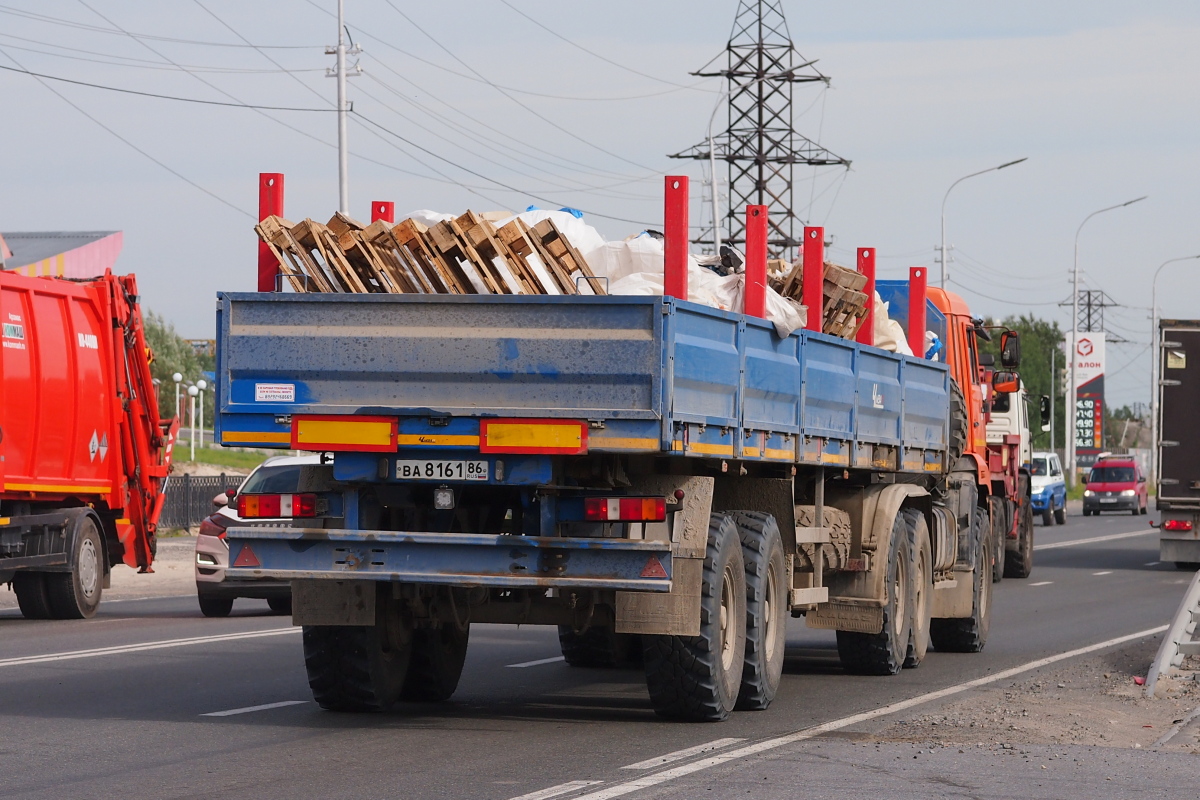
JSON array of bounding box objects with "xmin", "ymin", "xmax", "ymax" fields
[
  {"xmin": 212, "ymin": 492, "xmax": 229, "ymax": 508},
  {"xmin": 978, "ymin": 353, "xmax": 996, "ymax": 367},
  {"xmin": 991, "ymin": 371, "xmax": 1019, "ymax": 394},
  {"xmin": 1081, "ymin": 475, "xmax": 1088, "ymax": 485},
  {"xmin": 1039, "ymin": 395, "xmax": 1051, "ymax": 432},
  {"xmin": 1000, "ymin": 330, "xmax": 1020, "ymax": 368}
]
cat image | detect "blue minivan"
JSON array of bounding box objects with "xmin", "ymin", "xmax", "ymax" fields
[{"xmin": 1030, "ymin": 451, "xmax": 1067, "ymax": 526}]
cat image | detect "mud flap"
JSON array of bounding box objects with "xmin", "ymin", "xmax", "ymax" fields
[
  {"xmin": 616, "ymin": 557, "xmax": 702, "ymax": 635},
  {"xmin": 293, "ymin": 579, "xmax": 376, "ymax": 626}
]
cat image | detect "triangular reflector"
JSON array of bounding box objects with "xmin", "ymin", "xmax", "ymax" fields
[
  {"xmin": 640, "ymin": 555, "xmax": 668, "ymax": 579},
  {"xmin": 232, "ymin": 544, "xmax": 261, "ymax": 568}
]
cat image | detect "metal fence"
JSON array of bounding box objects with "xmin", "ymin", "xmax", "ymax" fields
[{"xmin": 159, "ymin": 474, "xmax": 241, "ymax": 530}]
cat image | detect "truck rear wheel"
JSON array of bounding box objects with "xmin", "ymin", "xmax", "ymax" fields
[
  {"xmin": 45, "ymin": 518, "xmax": 103, "ymax": 619},
  {"xmin": 904, "ymin": 508, "xmax": 932, "ymax": 669},
  {"xmin": 931, "ymin": 508, "xmax": 991, "ymax": 653},
  {"xmin": 642, "ymin": 513, "xmax": 746, "ymax": 721},
  {"xmin": 990, "ymin": 498, "xmax": 1005, "ymax": 583},
  {"xmin": 1005, "ymin": 492, "xmax": 1034, "ymax": 579},
  {"xmin": 731, "ymin": 511, "xmax": 786, "ymax": 711},
  {"xmin": 836, "ymin": 512, "xmax": 912, "ymax": 676},
  {"xmin": 13, "ymin": 572, "xmax": 54, "ymax": 620},
  {"xmin": 558, "ymin": 625, "xmax": 641, "ymax": 668},
  {"xmin": 401, "ymin": 624, "xmax": 470, "ymax": 702},
  {"xmin": 304, "ymin": 614, "xmax": 412, "ymax": 712}
]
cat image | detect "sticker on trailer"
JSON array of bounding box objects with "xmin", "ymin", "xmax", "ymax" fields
[
  {"xmin": 77, "ymin": 332, "xmax": 99, "ymax": 349},
  {"xmin": 2, "ymin": 322, "xmax": 25, "ymax": 350},
  {"xmin": 254, "ymin": 383, "xmax": 296, "ymax": 403}
]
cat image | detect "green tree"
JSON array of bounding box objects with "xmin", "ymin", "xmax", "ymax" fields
[
  {"xmin": 142, "ymin": 311, "xmax": 213, "ymax": 423},
  {"xmin": 980, "ymin": 314, "xmax": 1065, "ymax": 452}
]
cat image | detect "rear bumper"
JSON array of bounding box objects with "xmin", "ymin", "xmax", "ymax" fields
[
  {"xmin": 196, "ymin": 580, "xmax": 290, "ymax": 600},
  {"xmin": 223, "ymin": 527, "xmax": 673, "ymax": 592}
]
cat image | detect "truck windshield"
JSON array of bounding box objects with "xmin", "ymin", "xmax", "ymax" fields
[
  {"xmin": 1089, "ymin": 466, "xmax": 1135, "ymax": 483},
  {"xmin": 1031, "ymin": 458, "xmax": 1048, "ymax": 476},
  {"xmin": 240, "ymin": 464, "xmax": 305, "ymax": 494}
]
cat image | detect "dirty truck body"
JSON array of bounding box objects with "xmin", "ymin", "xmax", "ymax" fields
[{"xmin": 217, "ymin": 290, "xmax": 995, "ymax": 720}]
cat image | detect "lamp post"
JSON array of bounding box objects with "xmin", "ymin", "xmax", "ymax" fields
[
  {"xmin": 196, "ymin": 379, "xmax": 208, "ymax": 451},
  {"xmin": 172, "ymin": 372, "xmax": 183, "ymax": 421},
  {"xmin": 939, "ymin": 157, "xmax": 1028, "ymax": 288},
  {"xmin": 187, "ymin": 384, "xmax": 199, "ymax": 461},
  {"xmin": 1066, "ymin": 196, "xmax": 1148, "ymax": 485},
  {"xmin": 1150, "ymin": 255, "xmax": 1200, "ymax": 484}
]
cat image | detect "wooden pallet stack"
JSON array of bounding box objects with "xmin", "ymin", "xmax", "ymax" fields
[
  {"xmin": 774, "ymin": 259, "xmax": 869, "ymax": 339},
  {"xmin": 255, "ymin": 211, "xmax": 605, "ymax": 296}
]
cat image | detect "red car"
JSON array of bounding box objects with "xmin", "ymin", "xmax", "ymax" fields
[{"xmin": 1082, "ymin": 456, "xmax": 1148, "ymax": 516}]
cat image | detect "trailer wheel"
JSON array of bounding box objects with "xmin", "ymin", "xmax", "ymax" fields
[
  {"xmin": 13, "ymin": 572, "xmax": 54, "ymax": 620},
  {"xmin": 267, "ymin": 596, "xmax": 292, "ymax": 615},
  {"xmin": 730, "ymin": 512, "xmax": 786, "ymax": 711},
  {"xmin": 304, "ymin": 604, "xmax": 412, "ymax": 712},
  {"xmin": 642, "ymin": 513, "xmax": 746, "ymax": 721},
  {"xmin": 45, "ymin": 517, "xmax": 103, "ymax": 619},
  {"xmin": 836, "ymin": 512, "xmax": 912, "ymax": 676},
  {"xmin": 903, "ymin": 508, "xmax": 932, "ymax": 669},
  {"xmin": 1005, "ymin": 487, "xmax": 1034, "ymax": 579},
  {"xmin": 198, "ymin": 596, "xmax": 234, "ymax": 618},
  {"xmin": 401, "ymin": 624, "xmax": 470, "ymax": 702},
  {"xmin": 558, "ymin": 626, "xmax": 641, "ymax": 668},
  {"xmin": 931, "ymin": 508, "xmax": 992, "ymax": 653}
]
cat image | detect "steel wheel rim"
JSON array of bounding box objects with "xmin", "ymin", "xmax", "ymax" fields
[
  {"xmin": 763, "ymin": 560, "xmax": 779, "ymax": 664},
  {"xmin": 720, "ymin": 564, "xmax": 737, "ymax": 672},
  {"xmin": 78, "ymin": 537, "xmax": 99, "ymax": 599},
  {"xmin": 893, "ymin": 550, "xmax": 907, "ymax": 637}
]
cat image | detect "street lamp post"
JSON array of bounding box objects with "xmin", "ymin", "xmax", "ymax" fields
[
  {"xmin": 1150, "ymin": 255, "xmax": 1200, "ymax": 484},
  {"xmin": 1066, "ymin": 196, "xmax": 1148, "ymax": 485},
  {"xmin": 172, "ymin": 372, "xmax": 183, "ymax": 421},
  {"xmin": 187, "ymin": 384, "xmax": 199, "ymax": 461},
  {"xmin": 939, "ymin": 157, "xmax": 1028, "ymax": 288},
  {"xmin": 197, "ymin": 379, "xmax": 208, "ymax": 451}
]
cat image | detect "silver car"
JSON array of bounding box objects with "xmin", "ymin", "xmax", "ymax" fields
[{"xmin": 194, "ymin": 454, "xmax": 321, "ymax": 617}]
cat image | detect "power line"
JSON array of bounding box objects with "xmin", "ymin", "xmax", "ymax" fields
[
  {"xmin": 0, "ymin": 63, "xmax": 337, "ymax": 110},
  {"xmin": 0, "ymin": 47, "xmax": 252, "ymax": 218},
  {"xmin": 0, "ymin": 4, "xmax": 318, "ymax": 48},
  {"xmin": 0, "ymin": 33, "xmax": 322, "ymax": 72},
  {"xmin": 495, "ymin": 0, "xmax": 704, "ymax": 90}
]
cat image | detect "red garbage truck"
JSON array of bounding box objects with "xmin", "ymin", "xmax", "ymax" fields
[{"xmin": 0, "ymin": 270, "xmax": 177, "ymax": 619}]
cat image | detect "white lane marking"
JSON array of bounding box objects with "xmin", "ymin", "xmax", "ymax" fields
[
  {"xmin": 1146, "ymin": 562, "xmax": 1161, "ymax": 566},
  {"xmin": 1093, "ymin": 571, "xmax": 1113, "ymax": 576},
  {"xmin": 201, "ymin": 700, "xmax": 308, "ymax": 717},
  {"xmin": 1034, "ymin": 529, "xmax": 1154, "ymax": 551},
  {"xmin": 1028, "ymin": 581, "xmax": 1053, "ymax": 586},
  {"xmin": 563, "ymin": 625, "xmax": 1169, "ymax": 800},
  {"xmin": 620, "ymin": 738, "xmax": 746, "ymax": 770},
  {"xmin": 507, "ymin": 656, "xmax": 566, "ymax": 669},
  {"xmin": 0, "ymin": 627, "xmax": 299, "ymax": 669},
  {"xmin": 509, "ymin": 780, "xmax": 603, "ymax": 800}
]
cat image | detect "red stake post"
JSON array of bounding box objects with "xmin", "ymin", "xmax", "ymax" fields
[
  {"xmin": 802, "ymin": 226, "xmax": 824, "ymax": 332},
  {"xmin": 664, "ymin": 176, "xmax": 689, "ymax": 301},
  {"xmin": 908, "ymin": 266, "xmax": 928, "ymax": 359},
  {"xmin": 257, "ymin": 173, "xmax": 284, "ymax": 292},
  {"xmin": 372, "ymin": 201, "xmax": 395, "ymax": 223},
  {"xmin": 856, "ymin": 247, "xmax": 876, "ymax": 346},
  {"xmin": 744, "ymin": 205, "xmax": 768, "ymax": 318}
]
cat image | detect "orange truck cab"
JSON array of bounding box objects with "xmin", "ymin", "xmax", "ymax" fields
[{"xmin": 927, "ymin": 287, "xmax": 1034, "ymax": 580}]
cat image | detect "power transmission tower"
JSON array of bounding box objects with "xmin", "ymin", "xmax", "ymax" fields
[
  {"xmin": 670, "ymin": 0, "xmax": 850, "ymax": 258},
  {"xmin": 1058, "ymin": 289, "xmax": 1118, "ymax": 333}
]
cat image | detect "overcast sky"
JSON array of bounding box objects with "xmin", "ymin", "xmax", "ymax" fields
[{"xmin": 3, "ymin": 1, "xmax": 1199, "ymax": 410}]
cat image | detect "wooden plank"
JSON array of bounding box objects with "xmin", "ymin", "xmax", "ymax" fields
[
  {"xmin": 427, "ymin": 220, "xmax": 503, "ymax": 294},
  {"xmin": 530, "ymin": 219, "xmax": 605, "ymax": 295},
  {"xmin": 456, "ymin": 211, "xmax": 544, "ymax": 294},
  {"xmin": 326, "ymin": 213, "xmax": 393, "ymax": 292},
  {"xmin": 361, "ymin": 220, "xmax": 420, "ymax": 293},
  {"xmin": 270, "ymin": 219, "xmax": 338, "ymax": 293},
  {"xmin": 495, "ymin": 220, "xmax": 566, "ymax": 295},
  {"xmin": 254, "ymin": 219, "xmax": 312, "ymax": 293},
  {"xmin": 391, "ymin": 219, "xmax": 462, "ymax": 294}
]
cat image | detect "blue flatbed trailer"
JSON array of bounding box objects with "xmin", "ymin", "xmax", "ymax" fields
[{"xmin": 214, "ymin": 292, "xmax": 988, "ymax": 720}]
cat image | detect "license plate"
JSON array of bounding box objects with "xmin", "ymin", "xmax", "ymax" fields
[
  {"xmin": 396, "ymin": 460, "xmax": 488, "ymax": 482},
  {"xmin": 1100, "ymin": 498, "xmax": 1116, "ymax": 503}
]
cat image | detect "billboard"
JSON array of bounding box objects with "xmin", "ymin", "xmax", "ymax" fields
[{"xmin": 1072, "ymin": 333, "xmax": 1106, "ymax": 468}]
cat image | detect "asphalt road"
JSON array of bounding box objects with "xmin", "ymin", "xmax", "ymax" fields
[{"xmin": 2, "ymin": 511, "xmax": 1196, "ymax": 800}]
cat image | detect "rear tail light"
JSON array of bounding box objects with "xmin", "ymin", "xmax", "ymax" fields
[
  {"xmin": 583, "ymin": 497, "xmax": 667, "ymax": 522},
  {"xmin": 237, "ymin": 493, "xmax": 318, "ymax": 518},
  {"xmin": 1162, "ymin": 519, "xmax": 1193, "ymax": 532},
  {"xmin": 197, "ymin": 514, "xmax": 231, "ymax": 539}
]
